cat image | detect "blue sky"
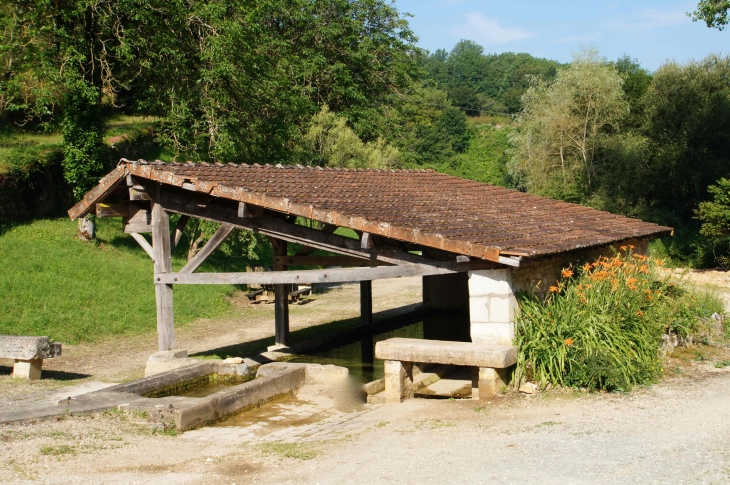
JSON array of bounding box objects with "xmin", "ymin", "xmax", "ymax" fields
[{"xmin": 394, "ymin": 0, "xmax": 729, "ymax": 70}]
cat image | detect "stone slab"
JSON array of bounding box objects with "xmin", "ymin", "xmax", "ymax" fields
[
  {"xmin": 467, "ymin": 269, "xmax": 514, "ymax": 297},
  {"xmin": 468, "ymin": 294, "xmax": 517, "ymax": 323},
  {"xmin": 12, "ymin": 359, "xmax": 42, "ymax": 380},
  {"xmin": 375, "ymin": 338, "xmax": 517, "ymax": 368},
  {"xmin": 470, "ymin": 322, "xmax": 515, "ymax": 346},
  {"xmin": 0, "ymin": 336, "xmax": 61, "ymax": 360}
]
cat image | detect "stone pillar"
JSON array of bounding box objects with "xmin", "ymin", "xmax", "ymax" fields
[
  {"xmin": 13, "ymin": 359, "xmax": 42, "ymax": 380},
  {"xmin": 467, "ymin": 269, "xmax": 517, "ymax": 345},
  {"xmin": 472, "ymin": 367, "xmax": 511, "ymax": 399},
  {"xmin": 384, "ymin": 360, "xmax": 413, "ymax": 403}
]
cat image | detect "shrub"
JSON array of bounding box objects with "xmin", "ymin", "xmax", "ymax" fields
[{"xmin": 514, "ymin": 248, "xmax": 723, "ymax": 392}]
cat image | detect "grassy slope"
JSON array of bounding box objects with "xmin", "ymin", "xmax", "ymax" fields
[
  {"xmin": 0, "ymin": 116, "xmax": 157, "ymax": 176},
  {"xmin": 0, "ymin": 218, "xmax": 236, "ymax": 344}
]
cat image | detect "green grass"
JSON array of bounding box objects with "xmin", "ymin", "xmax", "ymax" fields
[
  {"xmin": 259, "ymin": 442, "xmax": 319, "ymax": 460},
  {"xmin": 0, "ymin": 218, "xmax": 237, "ymax": 343},
  {"xmin": 0, "ymin": 116, "xmax": 157, "ymax": 176}
]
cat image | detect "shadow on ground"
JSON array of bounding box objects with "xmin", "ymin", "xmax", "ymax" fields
[{"xmin": 0, "ymin": 365, "xmax": 91, "ymax": 381}]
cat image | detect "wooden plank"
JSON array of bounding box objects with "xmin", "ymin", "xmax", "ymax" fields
[
  {"xmin": 156, "ymin": 264, "xmax": 462, "ymax": 285},
  {"xmin": 96, "ymin": 202, "xmax": 129, "ymax": 218},
  {"xmin": 179, "ymin": 224, "xmax": 234, "ymax": 274},
  {"xmin": 123, "ymin": 204, "xmax": 152, "ymax": 234},
  {"xmin": 130, "ymin": 233, "xmax": 155, "ymax": 261},
  {"xmin": 151, "ymin": 191, "xmax": 175, "ymax": 351},
  {"xmin": 273, "ymin": 256, "xmax": 390, "ymax": 267},
  {"xmin": 170, "ymin": 215, "xmax": 190, "ymax": 251}
]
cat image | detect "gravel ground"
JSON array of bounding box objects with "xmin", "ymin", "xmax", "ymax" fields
[{"xmin": 1, "ymin": 365, "xmax": 729, "ymax": 484}]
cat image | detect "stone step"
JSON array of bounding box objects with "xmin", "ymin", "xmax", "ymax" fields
[
  {"xmin": 414, "ymin": 367, "xmax": 473, "ymax": 399},
  {"xmin": 366, "ymin": 364, "xmax": 459, "ymax": 404}
]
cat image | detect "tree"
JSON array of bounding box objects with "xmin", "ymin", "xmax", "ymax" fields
[
  {"xmin": 640, "ymin": 55, "xmax": 730, "ymax": 226},
  {"xmin": 509, "ymin": 48, "xmax": 628, "ymax": 200},
  {"xmin": 690, "ymin": 0, "xmax": 730, "ymax": 29},
  {"xmin": 697, "ymin": 178, "xmax": 730, "ymax": 268},
  {"xmin": 298, "ymin": 106, "xmax": 399, "ymax": 169}
]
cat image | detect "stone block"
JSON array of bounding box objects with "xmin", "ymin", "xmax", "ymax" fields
[
  {"xmin": 144, "ymin": 349, "xmax": 199, "ymax": 377},
  {"xmin": 384, "ymin": 360, "xmax": 413, "ymax": 403},
  {"xmin": 470, "ymin": 322, "xmax": 515, "ymax": 346},
  {"xmin": 13, "ymin": 359, "xmax": 43, "ymax": 380},
  {"xmin": 468, "ymin": 294, "xmax": 517, "ymax": 323},
  {"xmin": 0, "ymin": 336, "xmax": 61, "ymax": 360},
  {"xmin": 472, "ymin": 367, "xmax": 511, "ymax": 399},
  {"xmin": 468, "ymin": 269, "xmax": 514, "ymax": 297},
  {"xmin": 376, "ymin": 338, "xmax": 516, "ymax": 368}
]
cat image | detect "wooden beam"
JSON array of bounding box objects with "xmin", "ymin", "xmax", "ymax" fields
[
  {"xmin": 360, "ymin": 280, "xmax": 373, "ymax": 326},
  {"xmin": 273, "ymin": 256, "xmax": 390, "ymax": 267},
  {"xmin": 238, "ymin": 202, "xmax": 264, "ymax": 218},
  {"xmin": 151, "ymin": 190, "xmax": 175, "ymax": 351},
  {"xmin": 179, "ymin": 224, "xmax": 234, "ymax": 274},
  {"xmin": 130, "ymin": 233, "xmax": 155, "ymax": 261},
  {"xmin": 273, "ymin": 239, "xmax": 289, "ymax": 346},
  {"xmin": 158, "ymin": 190, "xmax": 511, "ymax": 270},
  {"xmin": 96, "ymin": 202, "xmax": 129, "ymax": 218},
  {"xmin": 156, "ymin": 264, "xmax": 464, "ymax": 285},
  {"xmin": 170, "ymin": 215, "xmax": 190, "ymax": 252}
]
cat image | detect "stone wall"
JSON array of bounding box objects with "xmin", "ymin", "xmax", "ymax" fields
[{"xmin": 510, "ymin": 236, "xmax": 651, "ymax": 296}]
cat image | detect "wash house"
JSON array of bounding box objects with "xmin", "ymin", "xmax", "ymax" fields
[{"xmin": 68, "ymin": 159, "xmax": 672, "ymax": 352}]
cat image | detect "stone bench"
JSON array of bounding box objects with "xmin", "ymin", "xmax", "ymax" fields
[
  {"xmin": 374, "ymin": 338, "xmax": 516, "ymax": 403},
  {"xmin": 0, "ymin": 336, "xmax": 62, "ymax": 380}
]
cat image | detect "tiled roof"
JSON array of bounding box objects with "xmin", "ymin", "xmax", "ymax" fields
[{"xmin": 70, "ymin": 160, "xmax": 672, "ymax": 260}]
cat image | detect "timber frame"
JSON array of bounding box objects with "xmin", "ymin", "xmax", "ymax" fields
[
  {"xmin": 71, "ymin": 168, "xmax": 517, "ymax": 350},
  {"xmin": 69, "ymin": 160, "xmax": 671, "ymax": 352}
]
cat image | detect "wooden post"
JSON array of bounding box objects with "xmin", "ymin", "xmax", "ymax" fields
[
  {"xmin": 360, "ymin": 280, "xmax": 372, "ymax": 327},
  {"xmin": 273, "ymin": 239, "xmax": 289, "ymax": 347},
  {"xmin": 152, "ymin": 187, "xmax": 175, "ymax": 351}
]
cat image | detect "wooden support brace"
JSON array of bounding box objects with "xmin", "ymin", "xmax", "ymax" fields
[
  {"xmin": 360, "ymin": 280, "xmax": 373, "ymax": 327},
  {"xmin": 179, "ymin": 224, "xmax": 234, "ymax": 274},
  {"xmin": 130, "ymin": 232, "xmax": 155, "ymax": 261},
  {"xmin": 170, "ymin": 215, "xmax": 190, "ymax": 252}
]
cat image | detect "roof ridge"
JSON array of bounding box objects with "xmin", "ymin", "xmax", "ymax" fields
[{"xmin": 119, "ymin": 158, "xmax": 435, "ymax": 173}]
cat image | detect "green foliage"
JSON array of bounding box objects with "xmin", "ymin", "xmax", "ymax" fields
[
  {"xmin": 696, "ymin": 178, "xmax": 730, "ymax": 268},
  {"xmin": 514, "ymin": 250, "xmax": 722, "ymax": 391},
  {"xmin": 690, "ymin": 0, "xmax": 730, "ymax": 29},
  {"xmin": 0, "ymin": 219, "xmax": 237, "ymax": 343},
  {"xmin": 429, "ymin": 123, "xmax": 511, "ymax": 186},
  {"xmin": 61, "ymin": 83, "xmax": 108, "ymax": 200},
  {"xmin": 510, "ymin": 48, "xmax": 629, "ymax": 200},
  {"xmin": 422, "ymin": 40, "xmax": 561, "ymax": 113},
  {"xmin": 298, "ymin": 106, "xmax": 400, "ymax": 169}
]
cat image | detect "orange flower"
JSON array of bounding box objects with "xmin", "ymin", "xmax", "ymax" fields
[
  {"xmin": 620, "ymin": 245, "xmax": 627, "ymax": 251},
  {"xmin": 626, "ymin": 277, "xmax": 639, "ymax": 290},
  {"xmin": 583, "ymin": 263, "xmax": 592, "ymax": 272},
  {"xmin": 549, "ymin": 285, "xmax": 560, "ymax": 293},
  {"xmin": 629, "ymin": 245, "xmax": 635, "ymax": 249},
  {"xmin": 636, "ymin": 309, "xmax": 644, "ymax": 317},
  {"xmin": 561, "ymin": 268, "xmax": 574, "ymax": 278},
  {"xmin": 639, "ymin": 265, "xmax": 648, "ymax": 273},
  {"xmin": 564, "ymin": 338, "xmax": 574, "ymax": 346}
]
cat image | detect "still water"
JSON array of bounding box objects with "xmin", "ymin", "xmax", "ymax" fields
[{"xmin": 291, "ymin": 311, "xmax": 470, "ymax": 383}]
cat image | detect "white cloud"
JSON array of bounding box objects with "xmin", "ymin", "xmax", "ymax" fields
[
  {"xmin": 448, "ymin": 13, "xmax": 536, "ymax": 45},
  {"xmin": 602, "ymin": 7, "xmax": 691, "ymax": 32}
]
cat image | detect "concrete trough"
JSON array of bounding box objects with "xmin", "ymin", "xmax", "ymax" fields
[{"xmin": 1, "ymin": 360, "xmax": 347, "ymax": 431}]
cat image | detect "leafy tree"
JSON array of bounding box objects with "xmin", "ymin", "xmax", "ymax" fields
[
  {"xmin": 696, "ymin": 178, "xmax": 730, "ymax": 267},
  {"xmin": 298, "ymin": 105, "xmax": 399, "ymax": 169},
  {"xmin": 612, "ymin": 55, "xmax": 653, "ymax": 129},
  {"xmin": 690, "ymin": 0, "xmax": 730, "ymax": 29},
  {"xmin": 640, "ymin": 55, "xmax": 730, "ymax": 227},
  {"xmin": 509, "ymin": 48, "xmax": 628, "ymax": 200}
]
